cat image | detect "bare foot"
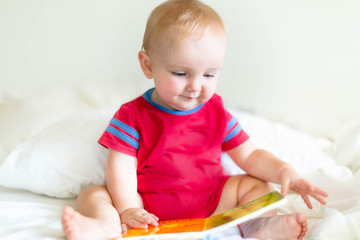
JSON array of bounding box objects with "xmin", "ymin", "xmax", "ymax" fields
[
  {"xmin": 240, "ymin": 213, "xmax": 308, "ymax": 240},
  {"xmin": 62, "ymin": 206, "xmax": 122, "ymax": 240}
]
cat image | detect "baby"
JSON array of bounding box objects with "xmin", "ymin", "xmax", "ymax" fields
[{"xmin": 62, "ymin": 0, "xmax": 328, "ymax": 239}]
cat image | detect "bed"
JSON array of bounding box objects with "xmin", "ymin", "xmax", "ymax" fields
[
  {"xmin": 0, "ymin": 83, "xmax": 359, "ymax": 240},
  {"xmin": 1, "ymin": 0, "xmax": 359, "ymax": 239}
]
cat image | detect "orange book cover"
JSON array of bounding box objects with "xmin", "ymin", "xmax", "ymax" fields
[{"xmin": 123, "ymin": 191, "xmax": 287, "ymax": 239}]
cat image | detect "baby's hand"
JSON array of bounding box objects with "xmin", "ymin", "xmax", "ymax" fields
[
  {"xmin": 120, "ymin": 208, "xmax": 159, "ymax": 232},
  {"xmin": 280, "ymin": 167, "xmax": 328, "ymax": 209}
]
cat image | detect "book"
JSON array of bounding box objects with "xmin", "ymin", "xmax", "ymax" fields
[{"xmin": 122, "ymin": 191, "xmax": 287, "ymax": 239}]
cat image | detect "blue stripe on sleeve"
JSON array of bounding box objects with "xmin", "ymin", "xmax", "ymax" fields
[
  {"xmin": 224, "ymin": 124, "xmax": 242, "ymax": 142},
  {"xmin": 227, "ymin": 117, "xmax": 237, "ymax": 131},
  {"xmin": 105, "ymin": 125, "xmax": 139, "ymax": 149},
  {"xmin": 110, "ymin": 118, "xmax": 139, "ymax": 140}
]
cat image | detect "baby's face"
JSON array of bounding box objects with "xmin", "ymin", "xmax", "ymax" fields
[{"xmin": 149, "ymin": 28, "xmax": 227, "ymax": 111}]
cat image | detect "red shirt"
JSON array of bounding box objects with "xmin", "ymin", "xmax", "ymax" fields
[{"xmin": 98, "ymin": 88, "xmax": 249, "ymax": 218}]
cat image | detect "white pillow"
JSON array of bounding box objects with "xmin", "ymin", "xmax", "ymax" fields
[
  {"xmin": 0, "ymin": 85, "xmax": 95, "ymax": 164},
  {"xmin": 0, "ymin": 110, "xmax": 112, "ymax": 198},
  {"xmin": 0, "ymin": 83, "xmax": 142, "ymax": 165}
]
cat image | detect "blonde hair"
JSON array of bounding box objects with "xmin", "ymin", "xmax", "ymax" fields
[{"xmin": 142, "ymin": 0, "xmax": 225, "ymax": 53}]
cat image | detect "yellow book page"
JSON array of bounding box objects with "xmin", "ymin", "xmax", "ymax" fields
[
  {"xmin": 123, "ymin": 191, "xmax": 283, "ymax": 238},
  {"xmin": 123, "ymin": 218, "xmax": 206, "ymax": 237}
]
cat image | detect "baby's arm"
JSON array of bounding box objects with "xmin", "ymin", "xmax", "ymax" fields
[
  {"xmin": 227, "ymin": 140, "xmax": 328, "ymax": 208},
  {"xmin": 106, "ymin": 149, "xmax": 158, "ymax": 230}
]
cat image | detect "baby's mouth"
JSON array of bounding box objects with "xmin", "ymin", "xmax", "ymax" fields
[{"xmin": 182, "ymin": 94, "xmax": 200, "ymax": 100}]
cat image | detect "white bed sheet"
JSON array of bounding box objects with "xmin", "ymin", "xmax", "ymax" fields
[{"xmin": 0, "ymin": 186, "xmax": 75, "ymax": 240}]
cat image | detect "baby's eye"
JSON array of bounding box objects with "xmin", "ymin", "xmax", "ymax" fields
[
  {"xmin": 204, "ymin": 74, "xmax": 215, "ymax": 78},
  {"xmin": 172, "ymin": 72, "xmax": 186, "ymax": 77}
]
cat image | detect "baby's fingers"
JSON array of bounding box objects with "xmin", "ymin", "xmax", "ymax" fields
[
  {"xmin": 281, "ymin": 178, "xmax": 290, "ymax": 196},
  {"xmin": 121, "ymin": 223, "xmax": 128, "ymax": 233},
  {"xmin": 128, "ymin": 217, "xmax": 149, "ymax": 229},
  {"xmin": 301, "ymin": 194, "xmax": 313, "ymax": 209},
  {"xmin": 309, "ymin": 188, "xmax": 328, "ymax": 205},
  {"xmin": 121, "ymin": 208, "xmax": 159, "ymax": 229},
  {"xmin": 146, "ymin": 213, "xmax": 159, "ymax": 227},
  {"xmin": 134, "ymin": 212, "xmax": 159, "ymax": 227},
  {"xmin": 302, "ymin": 187, "xmax": 328, "ymax": 209},
  {"xmin": 316, "ymin": 187, "xmax": 328, "ymax": 198}
]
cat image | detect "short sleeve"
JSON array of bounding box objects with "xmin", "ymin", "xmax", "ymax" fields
[
  {"xmin": 222, "ymin": 110, "xmax": 249, "ymax": 151},
  {"xmin": 98, "ymin": 104, "xmax": 139, "ymax": 157}
]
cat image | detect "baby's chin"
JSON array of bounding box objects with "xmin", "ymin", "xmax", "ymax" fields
[
  {"xmin": 171, "ymin": 103, "xmax": 203, "ymax": 112},
  {"xmin": 166, "ymin": 95, "xmax": 210, "ymax": 111}
]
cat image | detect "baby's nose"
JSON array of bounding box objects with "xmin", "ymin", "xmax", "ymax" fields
[{"xmin": 186, "ymin": 78, "xmax": 201, "ymax": 92}]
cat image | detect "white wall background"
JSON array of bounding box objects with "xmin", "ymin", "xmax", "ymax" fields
[{"xmin": 0, "ymin": 0, "xmax": 359, "ymax": 139}]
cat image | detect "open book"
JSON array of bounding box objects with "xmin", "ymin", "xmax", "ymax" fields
[{"xmin": 123, "ymin": 191, "xmax": 287, "ymax": 239}]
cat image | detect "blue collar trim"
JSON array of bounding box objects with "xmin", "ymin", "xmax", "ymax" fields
[{"xmin": 142, "ymin": 88, "xmax": 204, "ymax": 115}]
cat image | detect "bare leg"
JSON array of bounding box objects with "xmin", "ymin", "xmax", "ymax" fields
[
  {"xmin": 62, "ymin": 185, "xmax": 122, "ymax": 240},
  {"xmin": 212, "ymin": 175, "xmax": 275, "ymax": 215},
  {"xmin": 212, "ymin": 175, "xmax": 308, "ymax": 240}
]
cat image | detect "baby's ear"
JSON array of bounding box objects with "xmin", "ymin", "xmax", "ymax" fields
[{"xmin": 138, "ymin": 51, "xmax": 153, "ymax": 79}]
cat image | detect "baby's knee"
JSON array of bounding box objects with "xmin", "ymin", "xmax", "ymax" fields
[
  {"xmin": 77, "ymin": 185, "xmax": 110, "ymax": 203},
  {"xmin": 254, "ymin": 177, "xmax": 274, "ymax": 192},
  {"xmin": 241, "ymin": 175, "xmax": 274, "ymax": 193}
]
